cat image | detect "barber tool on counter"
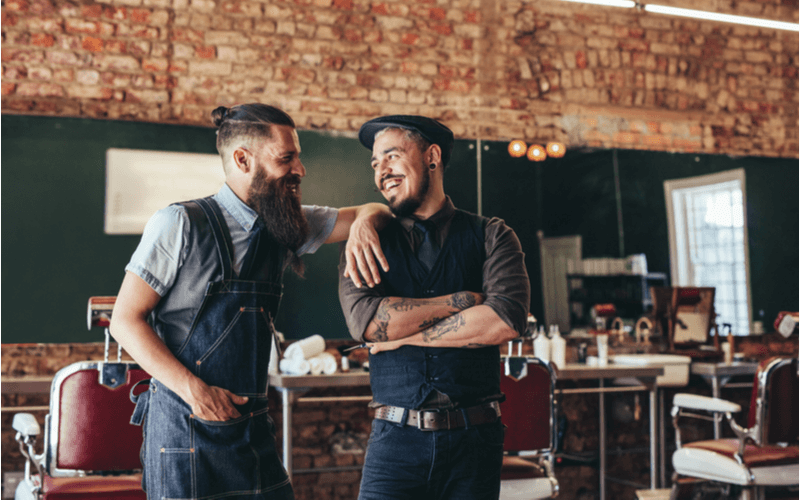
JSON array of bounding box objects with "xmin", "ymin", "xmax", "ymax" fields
[{"xmin": 589, "ymin": 303, "xmax": 616, "ymax": 366}]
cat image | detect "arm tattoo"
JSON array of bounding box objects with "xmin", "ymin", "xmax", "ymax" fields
[
  {"xmin": 419, "ymin": 317, "xmax": 444, "ymax": 330},
  {"xmin": 423, "ymin": 314, "xmax": 466, "ymax": 342},
  {"xmin": 366, "ymin": 298, "xmax": 391, "ymax": 342},
  {"xmin": 368, "ymin": 321, "xmax": 388, "ymax": 342},
  {"xmin": 390, "ymin": 298, "xmax": 423, "ymax": 312},
  {"xmin": 448, "ymin": 291, "xmax": 476, "ymax": 311}
]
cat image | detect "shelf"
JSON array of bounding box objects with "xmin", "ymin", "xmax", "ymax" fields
[{"xmin": 567, "ymin": 273, "xmax": 668, "ymax": 327}]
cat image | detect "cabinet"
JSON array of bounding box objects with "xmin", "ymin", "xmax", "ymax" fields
[{"xmin": 567, "ymin": 273, "xmax": 668, "ymax": 326}]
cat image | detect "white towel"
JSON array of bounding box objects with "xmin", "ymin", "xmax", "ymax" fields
[
  {"xmin": 308, "ymin": 352, "xmax": 337, "ymax": 375},
  {"xmin": 283, "ymin": 335, "xmax": 325, "ymax": 361},
  {"xmin": 279, "ymin": 358, "xmax": 311, "ymax": 375}
]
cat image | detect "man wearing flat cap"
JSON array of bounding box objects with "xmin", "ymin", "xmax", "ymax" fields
[{"xmin": 338, "ymin": 115, "xmax": 531, "ymax": 499}]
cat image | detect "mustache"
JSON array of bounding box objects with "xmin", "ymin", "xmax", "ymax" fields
[{"xmin": 281, "ymin": 173, "xmax": 302, "ymax": 188}]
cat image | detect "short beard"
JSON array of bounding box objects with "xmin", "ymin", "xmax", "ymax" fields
[
  {"xmin": 388, "ymin": 165, "xmax": 430, "ymax": 218},
  {"xmin": 247, "ymin": 167, "xmax": 310, "ymax": 276}
]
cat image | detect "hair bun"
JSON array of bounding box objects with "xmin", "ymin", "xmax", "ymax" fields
[{"xmin": 211, "ymin": 106, "xmax": 229, "ymax": 127}]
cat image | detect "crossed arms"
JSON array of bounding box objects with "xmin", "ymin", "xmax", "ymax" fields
[{"xmin": 338, "ymin": 218, "xmax": 531, "ymax": 353}]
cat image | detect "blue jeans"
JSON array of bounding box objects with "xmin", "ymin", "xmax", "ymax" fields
[{"xmin": 358, "ymin": 418, "xmax": 505, "ymax": 500}]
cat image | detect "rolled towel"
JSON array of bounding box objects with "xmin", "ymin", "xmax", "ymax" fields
[
  {"xmin": 308, "ymin": 356, "xmax": 324, "ymax": 375},
  {"xmin": 279, "ymin": 358, "xmax": 311, "ymax": 375},
  {"xmin": 283, "ymin": 334, "xmax": 326, "ymax": 361},
  {"xmin": 308, "ymin": 352, "xmax": 337, "ymax": 375},
  {"xmin": 316, "ymin": 351, "xmax": 338, "ymax": 375}
]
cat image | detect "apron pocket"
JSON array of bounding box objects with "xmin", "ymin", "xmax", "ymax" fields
[{"xmin": 191, "ymin": 413, "xmax": 264, "ymax": 497}]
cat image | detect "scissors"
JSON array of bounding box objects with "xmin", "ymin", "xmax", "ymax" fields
[{"xmin": 343, "ymin": 343, "xmax": 369, "ymax": 352}]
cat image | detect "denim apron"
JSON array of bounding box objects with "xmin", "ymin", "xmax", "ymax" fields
[{"xmin": 131, "ymin": 197, "xmax": 293, "ymax": 500}]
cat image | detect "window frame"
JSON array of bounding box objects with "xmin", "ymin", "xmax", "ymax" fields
[{"xmin": 664, "ymin": 168, "xmax": 752, "ymax": 335}]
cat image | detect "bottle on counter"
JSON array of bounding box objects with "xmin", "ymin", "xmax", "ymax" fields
[
  {"xmin": 550, "ymin": 325, "xmax": 566, "ymax": 369},
  {"xmin": 533, "ymin": 325, "xmax": 550, "ymax": 363}
]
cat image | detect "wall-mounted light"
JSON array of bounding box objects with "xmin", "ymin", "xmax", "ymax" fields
[
  {"xmin": 643, "ymin": 4, "xmax": 799, "ymax": 31},
  {"xmin": 508, "ymin": 140, "xmax": 528, "ymax": 158},
  {"xmin": 546, "ymin": 142, "xmax": 566, "ymax": 158},
  {"xmin": 560, "ymin": 0, "xmax": 635, "ymax": 8},
  {"xmin": 560, "ymin": 0, "xmax": 799, "ymax": 32},
  {"xmin": 527, "ymin": 144, "xmax": 547, "ymax": 162}
]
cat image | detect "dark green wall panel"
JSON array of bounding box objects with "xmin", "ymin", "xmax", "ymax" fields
[
  {"xmin": 1, "ymin": 115, "xmax": 478, "ymax": 343},
  {"xmin": 2, "ymin": 114, "xmax": 795, "ymax": 343}
]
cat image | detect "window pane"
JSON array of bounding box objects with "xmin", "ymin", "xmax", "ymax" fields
[{"xmin": 667, "ymin": 175, "xmax": 750, "ymax": 335}]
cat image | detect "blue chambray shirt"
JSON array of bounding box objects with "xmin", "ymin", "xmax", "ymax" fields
[{"xmin": 126, "ymin": 183, "xmax": 337, "ymax": 297}]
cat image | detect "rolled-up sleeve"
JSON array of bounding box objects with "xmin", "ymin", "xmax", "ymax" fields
[
  {"xmin": 481, "ymin": 218, "xmax": 531, "ymax": 336},
  {"xmin": 124, "ymin": 205, "xmax": 189, "ymax": 297},
  {"xmin": 337, "ymin": 242, "xmax": 386, "ymax": 341}
]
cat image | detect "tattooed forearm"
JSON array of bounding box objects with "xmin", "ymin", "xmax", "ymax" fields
[
  {"xmin": 423, "ymin": 314, "xmax": 466, "ymax": 342},
  {"xmin": 419, "ymin": 317, "xmax": 444, "ymax": 330},
  {"xmin": 366, "ymin": 320, "xmax": 389, "ymax": 342},
  {"xmin": 448, "ymin": 291, "xmax": 477, "ymax": 311},
  {"xmin": 390, "ymin": 298, "xmax": 424, "ymax": 312},
  {"xmin": 366, "ymin": 298, "xmax": 391, "ymax": 342}
]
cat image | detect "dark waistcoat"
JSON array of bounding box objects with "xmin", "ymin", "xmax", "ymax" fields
[{"xmin": 369, "ymin": 209, "xmax": 501, "ymax": 409}]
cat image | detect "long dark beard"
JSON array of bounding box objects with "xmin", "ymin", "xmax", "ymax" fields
[
  {"xmin": 248, "ymin": 168, "xmax": 310, "ymax": 276},
  {"xmin": 388, "ymin": 165, "xmax": 430, "ymax": 218}
]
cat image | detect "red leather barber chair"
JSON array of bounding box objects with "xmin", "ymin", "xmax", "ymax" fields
[
  {"xmin": 13, "ymin": 297, "xmax": 149, "ymax": 500},
  {"xmin": 499, "ymin": 355, "xmax": 559, "ymax": 499}
]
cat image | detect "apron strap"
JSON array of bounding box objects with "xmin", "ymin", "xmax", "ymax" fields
[
  {"xmin": 129, "ymin": 378, "xmax": 152, "ymax": 426},
  {"xmin": 195, "ymin": 197, "xmax": 235, "ymax": 281}
]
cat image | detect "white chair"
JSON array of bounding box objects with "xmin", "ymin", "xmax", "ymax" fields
[{"xmin": 669, "ymin": 357, "xmax": 798, "ymax": 500}]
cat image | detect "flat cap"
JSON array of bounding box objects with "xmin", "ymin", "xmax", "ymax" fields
[{"xmin": 359, "ymin": 115, "xmax": 455, "ymax": 167}]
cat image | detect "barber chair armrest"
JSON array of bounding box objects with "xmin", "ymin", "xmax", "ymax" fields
[
  {"xmin": 13, "ymin": 413, "xmax": 45, "ymax": 498},
  {"xmin": 672, "ymin": 393, "xmax": 741, "ymax": 414}
]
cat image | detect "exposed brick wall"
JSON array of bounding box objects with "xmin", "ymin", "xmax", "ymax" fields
[{"xmin": 2, "ymin": 0, "xmax": 797, "ymax": 157}]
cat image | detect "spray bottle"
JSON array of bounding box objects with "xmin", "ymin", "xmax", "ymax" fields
[
  {"xmin": 533, "ymin": 325, "xmax": 550, "ymax": 363},
  {"xmin": 550, "ymin": 324, "xmax": 567, "ymax": 369}
]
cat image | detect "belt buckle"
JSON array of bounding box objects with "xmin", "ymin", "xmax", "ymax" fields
[{"xmin": 419, "ymin": 408, "xmax": 451, "ymax": 431}]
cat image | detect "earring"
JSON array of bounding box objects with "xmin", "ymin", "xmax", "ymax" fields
[{"xmin": 429, "ymin": 163, "xmax": 436, "ymax": 170}]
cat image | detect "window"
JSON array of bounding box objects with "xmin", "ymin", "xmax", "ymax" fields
[{"xmin": 664, "ymin": 169, "xmax": 751, "ymax": 335}]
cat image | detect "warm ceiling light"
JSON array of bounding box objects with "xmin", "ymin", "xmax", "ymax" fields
[
  {"xmin": 643, "ymin": 4, "xmax": 800, "ymax": 32},
  {"xmin": 508, "ymin": 140, "xmax": 528, "ymax": 158},
  {"xmin": 527, "ymin": 144, "xmax": 547, "ymax": 162},
  {"xmin": 546, "ymin": 142, "xmax": 566, "ymax": 158}
]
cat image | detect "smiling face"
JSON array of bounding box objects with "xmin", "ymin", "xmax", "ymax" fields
[
  {"xmin": 371, "ymin": 128, "xmax": 432, "ymax": 217},
  {"xmin": 246, "ymin": 124, "xmax": 310, "ymax": 251},
  {"xmin": 248, "ymin": 124, "xmax": 306, "ymax": 200}
]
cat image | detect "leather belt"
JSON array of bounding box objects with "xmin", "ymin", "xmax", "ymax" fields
[{"xmin": 374, "ymin": 401, "xmax": 500, "ymax": 431}]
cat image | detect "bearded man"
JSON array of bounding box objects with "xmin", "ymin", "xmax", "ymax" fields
[
  {"xmin": 338, "ymin": 115, "xmax": 530, "ymax": 500},
  {"xmin": 110, "ymin": 103, "xmax": 391, "ymax": 500}
]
